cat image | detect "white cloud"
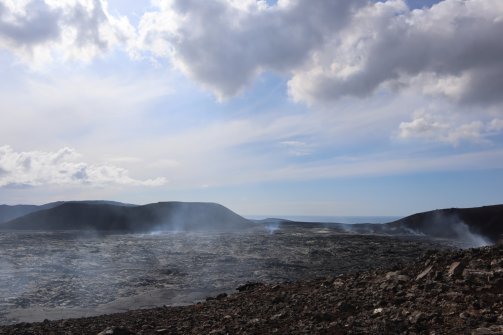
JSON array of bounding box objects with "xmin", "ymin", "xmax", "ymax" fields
[
  {"xmin": 289, "ymin": 0, "xmax": 503, "ymax": 106},
  {"xmin": 398, "ymin": 111, "xmax": 493, "ymax": 145},
  {"xmin": 399, "ymin": 114, "xmax": 448, "ymax": 140},
  {"xmin": 3, "ymin": 0, "xmax": 503, "ymax": 107},
  {"xmin": 444, "ymin": 122, "xmax": 485, "ymax": 145},
  {"xmin": 2, "ymin": 0, "xmax": 503, "ymax": 107},
  {"xmin": 137, "ymin": 0, "xmax": 367, "ymax": 100},
  {"xmin": 0, "ymin": 145, "xmax": 166, "ymax": 187},
  {"xmin": 488, "ymin": 119, "xmax": 503, "ymax": 132},
  {"xmin": 0, "ymin": 0, "xmax": 134, "ymax": 65},
  {"xmin": 134, "ymin": 0, "xmax": 503, "ymax": 107},
  {"xmin": 279, "ymin": 140, "xmax": 312, "ymax": 156}
]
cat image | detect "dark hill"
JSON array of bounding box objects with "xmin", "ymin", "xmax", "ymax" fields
[
  {"xmin": 0, "ymin": 204, "xmax": 40, "ymax": 224},
  {"xmin": 0, "ymin": 202, "xmax": 253, "ymax": 232},
  {"xmin": 255, "ymin": 205, "xmax": 503, "ymax": 245},
  {"xmin": 0, "ymin": 202, "xmax": 65, "ymax": 224},
  {"xmin": 0, "ymin": 201, "xmax": 135, "ymax": 224},
  {"xmin": 386, "ymin": 204, "xmax": 503, "ymax": 243},
  {"xmin": 62, "ymin": 200, "xmax": 137, "ymax": 207}
]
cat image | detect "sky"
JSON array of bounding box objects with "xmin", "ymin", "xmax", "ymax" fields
[{"xmin": 0, "ymin": 0, "xmax": 503, "ymax": 216}]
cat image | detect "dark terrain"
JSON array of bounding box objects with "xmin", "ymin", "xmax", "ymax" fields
[
  {"xmin": 0, "ymin": 202, "xmax": 502, "ymax": 334},
  {"xmin": 1, "ymin": 243, "xmax": 501, "ymax": 334},
  {"xmin": 0, "ymin": 202, "xmax": 253, "ymax": 233},
  {"xmin": 0, "ymin": 201, "xmax": 133, "ymax": 225},
  {"xmin": 388, "ymin": 205, "xmax": 503, "ymax": 243},
  {"xmin": 1, "ymin": 202, "xmax": 502, "ymax": 244},
  {"xmin": 0, "ymin": 230, "xmax": 455, "ymax": 326},
  {"xmin": 259, "ymin": 204, "xmax": 503, "ymax": 244}
]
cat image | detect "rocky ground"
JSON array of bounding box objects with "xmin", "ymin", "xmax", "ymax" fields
[
  {"xmin": 0, "ymin": 231, "xmax": 457, "ymax": 325},
  {"xmin": 1, "ymin": 244, "xmax": 502, "ymax": 334}
]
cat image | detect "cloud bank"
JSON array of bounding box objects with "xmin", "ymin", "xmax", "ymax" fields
[
  {"xmin": 0, "ymin": 146, "xmax": 166, "ymax": 188},
  {"xmin": 289, "ymin": 0, "xmax": 503, "ymax": 106},
  {"xmin": 2, "ymin": 0, "xmax": 503, "ymax": 107},
  {"xmin": 138, "ymin": 0, "xmax": 367, "ymax": 99},
  {"xmin": 136, "ymin": 0, "xmax": 503, "ymax": 106},
  {"xmin": 0, "ymin": 0, "xmax": 133, "ymax": 64},
  {"xmin": 398, "ymin": 112, "xmax": 503, "ymax": 145}
]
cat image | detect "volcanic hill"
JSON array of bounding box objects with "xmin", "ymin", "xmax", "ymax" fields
[
  {"xmin": 0, "ymin": 201, "xmax": 253, "ymax": 232},
  {"xmin": 386, "ymin": 204, "xmax": 503, "ymax": 243}
]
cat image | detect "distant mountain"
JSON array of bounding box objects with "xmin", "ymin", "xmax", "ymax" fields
[
  {"xmin": 386, "ymin": 205, "xmax": 503, "ymax": 243},
  {"xmin": 64, "ymin": 200, "xmax": 137, "ymax": 207},
  {"xmin": 0, "ymin": 202, "xmax": 65, "ymax": 224},
  {"xmin": 0, "ymin": 200, "xmax": 136, "ymax": 224},
  {"xmin": 0, "ymin": 204, "xmax": 40, "ymax": 224},
  {"xmin": 2, "ymin": 201, "xmax": 501, "ymax": 243},
  {"xmin": 0, "ymin": 201, "xmax": 254, "ymax": 232},
  {"xmin": 255, "ymin": 205, "xmax": 503, "ymax": 245}
]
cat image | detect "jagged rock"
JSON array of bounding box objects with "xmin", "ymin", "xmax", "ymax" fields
[
  {"xmin": 372, "ymin": 308, "xmax": 383, "ymax": 315},
  {"xmin": 409, "ymin": 311, "xmax": 423, "ymax": 324},
  {"xmin": 385, "ymin": 271, "xmax": 399, "ymax": 280},
  {"xmin": 385, "ymin": 271, "xmax": 411, "ymax": 283},
  {"xmin": 448, "ymin": 261, "xmax": 465, "ymax": 278},
  {"xmin": 215, "ymin": 293, "xmax": 228, "ymax": 300},
  {"xmin": 396, "ymin": 275, "xmax": 410, "ymax": 282},
  {"xmin": 236, "ymin": 282, "xmax": 263, "ymax": 292},
  {"xmin": 463, "ymin": 269, "xmax": 494, "ymax": 283},
  {"xmin": 269, "ymin": 313, "xmax": 284, "ymax": 321},
  {"xmin": 416, "ymin": 265, "xmax": 433, "ymax": 280},
  {"xmin": 332, "ymin": 279, "xmax": 345, "ymax": 288},
  {"xmin": 97, "ymin": 327, "xmax": 133, "ymax": 335},
  {"xmin": 472, "ymin": 325, "xmax": 503, "ymax": 334},
  {"xmin": 490, "ymin": 258, "xmax": 503, "ymax": 267},
  {"xmin": 336, "ymin": 301, "xmax": 355, "ymax": 314}
]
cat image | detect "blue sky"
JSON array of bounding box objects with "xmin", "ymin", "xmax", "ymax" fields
[{"xmin": 0, "ymin": 0, "xmax": 502, "ymax": 216}]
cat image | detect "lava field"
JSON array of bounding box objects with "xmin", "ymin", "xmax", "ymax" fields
[{"xmin": 0, "ymin": 226, "xmax": 461, "ymax": 325}]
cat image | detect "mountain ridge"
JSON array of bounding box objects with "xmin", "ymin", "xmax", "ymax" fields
[
  {"xmin": 387, "ymin": 204, "xmax": 503, "ymax": 243},
  {"xmin": 0, "ymin": 200, "xmax": 136, "ymax": 224},
  {"xmin": 255, "ymin": 204, "xmax": 503, "ymax": 244},
  {"xmin": 1, "ymin": 202, "xmax": 502, "ymax": 243},
  {"xmin": 0, "ymin": 201, "xmax": 253, "ymax": 233}
]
